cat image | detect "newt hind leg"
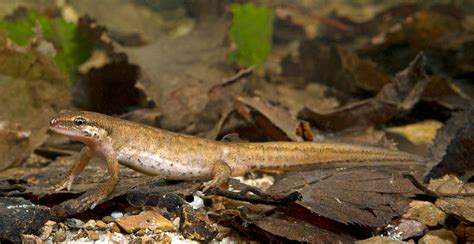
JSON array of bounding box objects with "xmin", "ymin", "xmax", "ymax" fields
[{"xmin": 202, "ymin": 160, "xmax": 232, "ymax": 192}]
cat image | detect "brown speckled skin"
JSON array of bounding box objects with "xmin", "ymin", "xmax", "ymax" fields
[{"xmin": 49, "ymin": 111, "xmax": 425, "ymax": 210}]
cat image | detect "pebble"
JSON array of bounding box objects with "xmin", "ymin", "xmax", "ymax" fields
[
  {"xmin": 355, "ymin": 236, "xmax": 412, "ymax": 243},
  {"xmin": 102, "ymin": 215, "xmax": 115, "ymax": 223},
  {"xmin": 135, "ymin": 229, "xmax": 146, "ymax": 236},
  {"xmin": 108, "ymin": 222, "xmax": 121, "ymax": 233},
  {"xmin": 115, "ymin": 211, "xmax": 176, "ymax": 234},
  {"xmin": 58, "ymin": 222, "xmax": 68, "ymax": 231},
  {"xmin": 466, "ymin": 227, "xmax": 474, "ymax": 242},
  {"xmin": 96, "ymin": 220, "xmax": 107, "ymax": 230},
  {"xmin": 65, "ymin": 218, "xmax": 85, "ymax": 229},
  {"xmin": 21, "ymin": 234, "xmax": 42, "ymax": 243},
  {"xmin": 397, "ymin": 219, "xmax": 427, "ymax": 240},
  {"xmin": 87, "ymin": 230, "xmax": 100, "ymax": 241},
  {"xmin": 188, "ymin": 195, "xmax": 204, "ymax": 210},
  {"xmin": 419, "ymin": 229, "xmax": 457, "ymax": 244},
  {"xmin": 402, "ymin": 201, "xmax": 447, "ymax": 227},
  {"xmin": 38, "ymin": 220, "xmax": 57, "ymax": 240},
  {"xmin": 52, "ymin": 230, "xmax": 67, "ymax": 242},
  {"xmin": 73, "ymin": 230, "xmax": 87, "ymax": 240},
  {"xmin": 111, "ymin": 211, "xmax": 124, "ymax": 218},
  {"xmin": 83, "ymin": 219, "xmax": 96, "ymax": 230}
]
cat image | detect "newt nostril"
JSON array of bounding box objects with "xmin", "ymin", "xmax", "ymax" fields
[{"xmin": 50, "ymin": 119, "xmax": 57, "ymax": 126}]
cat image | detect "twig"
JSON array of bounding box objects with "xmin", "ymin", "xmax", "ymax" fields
[
  {"xmin": 403, "ymin": 173, "xmax": 474, "ymax": 198},
  {"xmin": 204, "ymin": 186, "xmax": 302, "ymax": 205}
]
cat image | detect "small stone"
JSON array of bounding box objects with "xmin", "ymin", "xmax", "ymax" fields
[
  {"xmin": 102, "ymin": 216, "xmax": 115, "ymax": 223},
  {"xmin": 108, "ymin": 222, "xmax": 121, "ymax": 233},
  {"xmin": 355, "ymin": 236, "xmax": 407, "ymax": 243},
  {"xmin": 52, "ymin": 230, "xmax": 66, "ymax": 242},
  {"xmin": 21, "ymin": 234, "xmax": 42, "ymax": 244},
  {"xmin": 188, "ymin": 195, "xmax": 204, "ymax": 210},
  {"xmin": 111, "ymin": 211, "xmax": 124, "ymax": 218},
  {"xmin": 466, "ymin": 227, "xmax": 474, "ymax": 242},
  {"xmin": 131, "ymin": 237, "xmax": 142, "ymax": 244},
  {"xmin": 65, "ymin": 218, "xmax": 85, "ymax": 229},
  {"xmin": 397, "ymin": 219, "xmax": 427, "ymax": 240},
  {"xmin": 115, "ymin": 211, "xmax": 176, "ymax": 234},
  {"xmin": 403, "ymin": 201, "xmax": 447, "ymax": 226},
  {"xmin": 58, "ymin": 222, "xmax": 68, "ymax": 231},
  {"xmin": 419, "ymin": 229, "xmax": 457, "ymax": 244},
  {"xmin": 87, "ymin": 230, "xmax": 100, "ymax": 241},
  {"xmin": 96, "ymin": 220, "xmax": 107, "ymax": 230},
  {"xmin": 83, "ymin": 219, "xmax": 96, "ymax": 230},
  {"xmin": 135, "ymin": 229, "xmax": 146, "ymax": 236},
  {"xmin": 38, "ymin": 220, "xmax": 57, "ymax": 240},
  {"xmin": 73, "ymin": 230, "xmax": 87, "ymax": 241}
]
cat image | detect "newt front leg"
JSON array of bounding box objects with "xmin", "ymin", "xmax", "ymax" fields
[
  {"xmin": 75, "ymin": 144, "xmax": 120, "ymax": 210},
  {"xmin": 52, "ymin": 147, "xmax": 93, "ymax": 191}
]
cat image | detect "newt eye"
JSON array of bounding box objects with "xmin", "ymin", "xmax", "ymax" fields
[{"xmin": 74, "ymin": 118, "xmax": 86, "ymax": 127}]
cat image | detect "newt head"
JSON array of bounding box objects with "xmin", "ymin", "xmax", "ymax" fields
[{"xmin": 50, "ymin": 110, "xmax": 110, "ymax": 146}]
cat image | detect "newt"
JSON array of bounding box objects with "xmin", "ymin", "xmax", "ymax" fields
[{"xmin": 49, "ymin": 111, "xmax": 425, "ymax": 210}]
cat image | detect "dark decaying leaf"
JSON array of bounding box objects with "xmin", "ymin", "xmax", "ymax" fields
[
  {"xmin": 236, "ymin": 96, "xmax": 312, "ymax": 142},
  {"xmin": 424, "ymin": 107, "xmax": 474, "ymax": 180},
  {"xmin": 254, "ymin": 213, "xmax": 355, "ymax": 243},
  {"xmin": 281, "ymin": 41, "xmax": 392, "ymax": 95},
  {"xmin": 74, "ymin": 16, "xmax": 144, "ymax": 114},
  {"xmin": 359, "ymin": 8, "xmax": 472, "ymax": 77},
  {"xmin": 428, "ymin": 175, "xmax": 474, "ymax": 222},
  {"xmin": 180, "ymin": 204, "xmax": 218, "ymax": 242},
  {"xmin": 268, "ymin": 168, "xmax": 421, "ymax": 227},
  {"xmin": 189, "ymin": 67, "xmax": 252, "ymax": 139},
  {"xmin": 298, "ymin": 52, "xmax": 428, "ymax": 130},
  {"xmin": 0, "ymin": 197, "xmax": 51, "ymax": 243}
]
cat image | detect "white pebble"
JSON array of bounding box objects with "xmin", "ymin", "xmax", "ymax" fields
[
  {"xmin": 188, "ymin": 195, "xmax": 204, "ymax": 210},
  {"xmin": 110, "ymin": 211, "xmax": 123, "ymax": 218}
]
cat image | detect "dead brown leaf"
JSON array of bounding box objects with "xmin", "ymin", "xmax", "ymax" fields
[
  {"xmin": 254, "ymin": 213, "xmax": 355, "ymax": 243},
  {"xmin": 0, "ymin": 33, "xmax": 69, "ymax": 170},
  {"xmin": 282, "ymin": 41, "xmax": 392, "ymax": 96},
  {"xmin": 268, "ymin": 168, "xmax": 420, "ymax": 227},
  {"xmin": 0, "ymin": 121, "xmax": 31, "ymax": 171},
  {"xmin": 298, "ymin": 52, "xmax": 428, "ymax": 130},
  {"xmin": 428, "ymin": 175, "xmax": 474, "ymax": 222},
  {"xmin": 425, "ymin": 107, "xmax": 474, "ymax": 180},
  {"xmin": 122, "ymin": 11, "xmax": 234, "ymax": 132},
  {"xmin": 237, "ymin": 96, "xmax": 312, "ymax": 142}
]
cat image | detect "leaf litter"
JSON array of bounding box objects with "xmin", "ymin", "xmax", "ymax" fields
[{"xmin": 0, "ymin": 0, "xmax": 473, "ymax": 242}]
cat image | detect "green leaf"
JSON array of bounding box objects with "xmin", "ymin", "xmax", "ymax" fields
[
  {"xmin": 0, "ymin": 10, "xmax": 91, "ymax": 76},
  {"xmin": 228, "ymin": 3, "xmax": 273, "ymax": 66}
]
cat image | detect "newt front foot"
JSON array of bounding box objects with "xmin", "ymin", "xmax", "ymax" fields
[{"xmin": 50, "ymin": 175, "xmax": 76, "ymax": 191}]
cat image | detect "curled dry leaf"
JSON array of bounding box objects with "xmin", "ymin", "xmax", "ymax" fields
[
  {"xmin": 0, "ymin": 33, "xmax": 69, "ymax": 170},
  {"xmin": 298, "ymin": 52, "xmax": 428, "ymax": 130},
  {"xmin": 428, "ymin": 175, "xmax": 474, "ymax": 222},
  {"xmin": 268, "ymin": 168, "xmax": 421, "ymax": 227},
  {"xmin": 425, "ymin": 107, "xmax": 474, "ymax": 180},
  {"xmin": 0, "ymin": 121, "xmax": 31, "ymax": 171},
  {"xmin": 236, "ymin": 96, "xmax": 312, "ymax": 142}
]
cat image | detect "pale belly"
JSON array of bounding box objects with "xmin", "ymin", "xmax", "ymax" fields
[{"xmin": 115, "ymin": 149, "xmax": 213, "ymax": 180}]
